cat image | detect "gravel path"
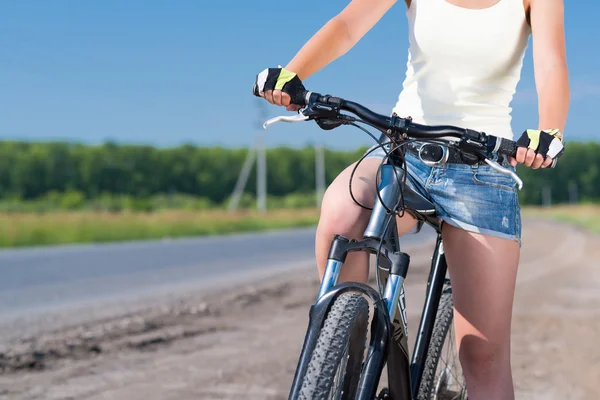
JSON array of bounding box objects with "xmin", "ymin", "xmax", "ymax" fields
[{"xmin": 1, "ymin": 218, "xmax": 598, "ymax": 400}]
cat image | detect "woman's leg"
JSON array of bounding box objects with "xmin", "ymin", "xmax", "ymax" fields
[
  {"xmin": 442, "ymin": 224, "xmax": 520, "ymax": 400},
  {"xmin": 316, "ymin": 158, "xmax": 416, "ymax": 283}
]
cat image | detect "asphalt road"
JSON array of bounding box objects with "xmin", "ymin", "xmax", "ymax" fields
[
  {"xmin": 0, "ymin": 226, "xmax": 435, "ymax": 322},
  {"xmin": 3, "ymin": 219, "xmax": 598, "ymax": 399}
]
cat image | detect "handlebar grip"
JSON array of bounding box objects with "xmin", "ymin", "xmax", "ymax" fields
[
  {"xmin": 253, "ymin": 83, "xmax": 309, "ymax": 106},
  {"xmin": 290, "ymin": 90, "xmax": 310, "ymax": 106},
  {"xmin": 497, "ymin": 138, "xmax": 518, "ymax": 158}
]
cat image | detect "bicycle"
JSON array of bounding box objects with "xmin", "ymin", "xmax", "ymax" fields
[{"xmin": 258, "ymin": 88, "xmax": 523, "ymax": 400}]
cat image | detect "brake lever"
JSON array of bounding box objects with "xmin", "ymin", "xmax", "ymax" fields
[
  {"xmin": 263, "ymin": 112, "xmax": 309, "ymax": 130},
  {"xmin": 484, "ymin": 159, "xmax": 524, "ymax": 190}
]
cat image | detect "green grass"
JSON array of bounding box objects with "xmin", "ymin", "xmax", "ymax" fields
[
  {"xmin": 4, "ymin": 204, "xmax": 599, "ymax": 249},
  {"xmin": 523, "ymin": 204, "xmax": 600, "ymax": 235},
  {"xmin": 0, "ymin": 209, "xmax": 320, "ymax": 248}
]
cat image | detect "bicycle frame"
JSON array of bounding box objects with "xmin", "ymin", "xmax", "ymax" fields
[{"xmin": 288, "ymin": 155, "xmax": 449, "ymax": 400}]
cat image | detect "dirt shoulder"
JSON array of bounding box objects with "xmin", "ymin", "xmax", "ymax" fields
[{"xmin": 1, "ymin": 218, "xmax": 599, "ymax": 400}]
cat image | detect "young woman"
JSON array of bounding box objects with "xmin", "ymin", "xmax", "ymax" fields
[{"xmin": 253, "ymin": 0, "xmax": 569, "ymax": 398}]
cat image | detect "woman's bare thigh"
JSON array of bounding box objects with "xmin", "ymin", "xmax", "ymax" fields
[{"xmin": 442, "ymin": 223, "xmax": 520, "ymax": 394}]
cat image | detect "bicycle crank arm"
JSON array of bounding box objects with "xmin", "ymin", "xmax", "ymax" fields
[
  {"xmin": 484, "ymin": 159, "xmax": 523, "ymax": 190},
  {"xmin": 263, "ymin": 113, "xmax": 309, "ymax": 130}
]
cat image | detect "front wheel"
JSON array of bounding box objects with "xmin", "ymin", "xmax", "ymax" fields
[
  {"xmin": 298, "ymin": 292, "xmax": 370, "ymax": 400},
  {"xmin": 416, "ymin": 284, "xmax": 468, "ymax": 400}
]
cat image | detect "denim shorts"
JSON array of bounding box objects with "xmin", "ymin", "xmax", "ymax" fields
[{"xmin": 365, "ymin": 144, "xmax": 522, "ymax": 245}]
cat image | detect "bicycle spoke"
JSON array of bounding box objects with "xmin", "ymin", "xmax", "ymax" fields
[{"xmin": 431, "ymin": 307, "xmax": 467, "ymax": 400}]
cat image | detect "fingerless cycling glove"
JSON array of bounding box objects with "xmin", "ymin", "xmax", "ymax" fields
[
  {"xmin": 516, "ymin": 129, "xmax": 565, "ymax": 166},
  {"xmin": 253, "ymin": 66, "xmax": 305, "ymax": 100}
]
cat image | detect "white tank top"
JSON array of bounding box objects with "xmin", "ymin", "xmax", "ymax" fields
[{"xmin": 392, "ymin": 0, "xmax": 531, "ymax": 140}]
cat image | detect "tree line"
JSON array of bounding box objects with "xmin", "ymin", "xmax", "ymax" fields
[{"xmin": 0, "ymin": 140, "xmax": 598, "ymax": 207}]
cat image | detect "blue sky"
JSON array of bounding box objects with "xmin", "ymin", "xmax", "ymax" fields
[{"xmin": 1, "ymin": 0, "xmax": 598, "ymax": 150}]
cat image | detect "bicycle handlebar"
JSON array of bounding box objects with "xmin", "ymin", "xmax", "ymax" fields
[
  {"xmin": 257, "ymin": 88, "xmax": 523, "ymax": 188},
  {"xmin": 295, "ymin": 90, "xmax": 518, "ymax": 159}
]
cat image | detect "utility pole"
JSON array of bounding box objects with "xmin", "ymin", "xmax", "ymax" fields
[
  {"xmin": 228, "ymin": 149, "xmax": 256, "ymax": 212},
  {"xmin": 256, "ymin": 133, "xmax": 267, "ymax": 213},
  {"xmin": 542, "ymin": 186, "xmax": 552, "ymax": 207},
  {"xmin": 256, "ymin": 99, "xmax": 268, "ymax": 214},
  {"xmin": 568, "ymin": 180, "xmax": 579, "ymax": 204},
  {"xmin": 315, "ymin": 144, "xmax": 326, "ymax": 208},
  {"xmin": 228, "ymin": 98, "xmax": 269, "ymax": 213}
]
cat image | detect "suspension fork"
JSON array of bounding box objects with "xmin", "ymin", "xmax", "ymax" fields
[
  {"xmin": 317, "ymin": 163, "xmax": 407, "ymax": 304},
  {"xmin": 313, "ymin": 162, "xmax": 414, "ymax": 399},
  {"xmin": 371, "ymin": 164, "xmax": 413, "ymax": 400}
]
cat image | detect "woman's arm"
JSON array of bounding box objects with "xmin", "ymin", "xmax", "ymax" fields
[
  {"xmin": 286, "ymin": 0, "xmax": 397, "ymax": 80},
  {"xmin": 514, "ymin": 0, "xmax": 570, "ymax": 169},
  {"xmin": 264, "ymin": 0, "xmax": 397, "ymax": 107}
]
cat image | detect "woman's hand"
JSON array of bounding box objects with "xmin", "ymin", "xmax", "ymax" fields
[
  {"xmin": 510, "ymin": 148, "xmax": 553, "ymax": 169},
  {"xmin": 253, "ymin": 66, "xmax": 305, "ymax": 111},
  {"xmin": 509, "ymin": 129, "xmax": 565, "ymax": 169}
]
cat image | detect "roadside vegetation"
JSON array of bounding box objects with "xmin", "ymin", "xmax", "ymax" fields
[
  {"xmin": 0, "ymin": 208, "xmax": 320, "ymax": 248},
  {"xmin": 522, "ymin": 204, "xmax": 600, "ymax": 235},
  {"xmin": 1, "ymin": 140, "xmax": 599, "ymax": 247}
]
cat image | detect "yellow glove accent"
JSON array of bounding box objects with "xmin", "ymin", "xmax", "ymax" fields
[{"xmin": 274, "ymin": 65, "xmax": 297, "ymax": 90}]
